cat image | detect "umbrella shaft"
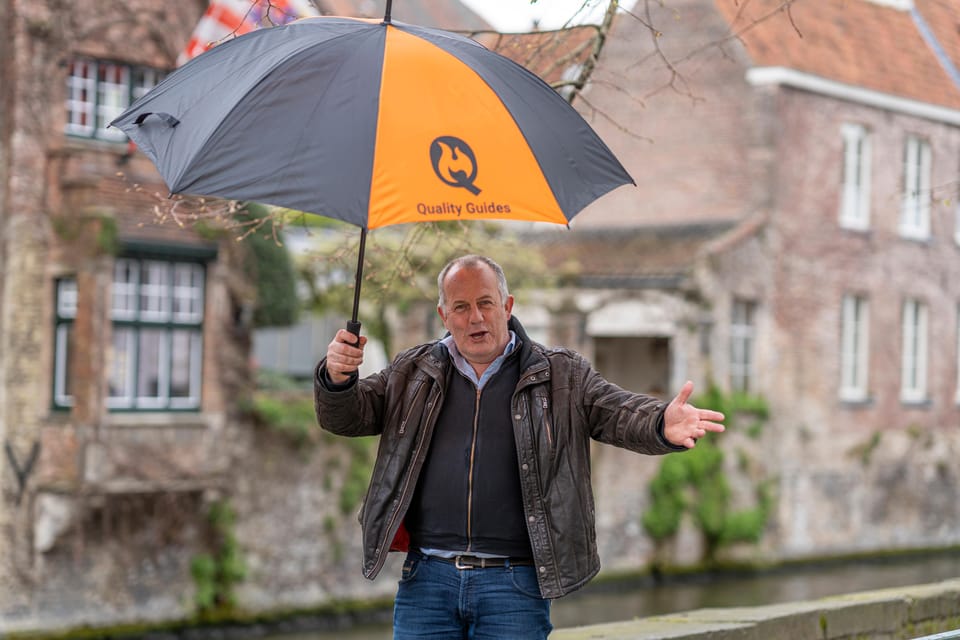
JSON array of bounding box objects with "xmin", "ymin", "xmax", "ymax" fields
[
  {"xmin": 351, "ymin": 227, "xmax": 367, "ymax": 326},
  {"xmin": 384, "ymin": 0, "xmax": 392, "ymax": 23}
]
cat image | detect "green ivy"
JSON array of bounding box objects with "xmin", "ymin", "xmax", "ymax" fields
[
  {"xmin": 95, "ymin": 216, "xmax": 119, "ymax": 255},
  {"xmin": 191, "ymin": 500, "xmax": 247, "ymax": 618},
  {"xmin": 236, "ymin": 203, "xmax": 299, "ymax": 328},
  {"xmin": 250, "ymin": 392, "xmax": 317, "ymax": 448},
  {"xmin": 642, "ymin": 384, "xmax": 772, "ymax": 564},
  {"xmin": 848, "ymin": 431, "xmax": 883, "ymax": 466},
  {"xmin": 247, "ymin": 371, "xmax": 377, "ymax": 516}
]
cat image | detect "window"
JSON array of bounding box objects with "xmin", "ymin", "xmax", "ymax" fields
[
  {"xmin": 109, "ymin": 258, "xmax": 205, "ymax": 410},
  {"xmin": 840, "ymin": 294, "xmax": 869, "ymax": 401},
  {"xmin": 956, "ymin": 305, "xmax": 960, "ymax": 404},
  {"xmin": 730, "ymin": 299, "xmax": 756, "ymax": 393},
  {"xmin": 53, "ymin": 278, "xmax": 78, "ymax": 408},
  {"xmin": 901, "ymin": 298, "xmax": 928, "ymax": 403},
  {"xmin": 899, "ymin": 136, "xmax": 932, "ymax": 239},
  {"xmin": 839, "ymin": 124, "xmax": 871, "ymax": 230},
  {"xmin": 954, "ymin": 157, "xmax": 960, "ymax": 246},
  {"xmin": 65, "ymin": 58, "xmax": 166, "ymax": 141}
]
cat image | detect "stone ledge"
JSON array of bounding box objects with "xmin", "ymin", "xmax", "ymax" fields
[{"xmin": 553, "ymin": 579, "xmax": 960, "ymax": 640}]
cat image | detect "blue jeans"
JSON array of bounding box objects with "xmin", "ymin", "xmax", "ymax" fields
[{"xmin": 393, "ymin": 552, "xmax": 553, "ymax": 639}]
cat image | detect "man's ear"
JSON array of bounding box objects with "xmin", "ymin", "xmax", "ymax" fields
[
  {"xmin": 505, "ymin": 295, "xmax": 514, "ymax": 317},
  {"xmin": 437, "ymin": 305, "xmax": 447, "ymax": 326}
]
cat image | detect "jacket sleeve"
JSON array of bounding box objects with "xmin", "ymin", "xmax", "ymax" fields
[
  {"xmin": 313, "ymin": 358, "xmax": 388, "ymax": 437},
  {"xmin": 576, "ymin": 355, "xmax": 683, "ymax": 455}
]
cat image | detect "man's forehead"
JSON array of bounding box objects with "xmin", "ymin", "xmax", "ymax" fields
[{"xmin": 449, "ymin": 291, "xmax": 497, "ymax": 302}]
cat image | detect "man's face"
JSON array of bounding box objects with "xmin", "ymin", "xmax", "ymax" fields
[{"xmin": 438, "ymin": 264, "xmax": 514, "ymax": 373}]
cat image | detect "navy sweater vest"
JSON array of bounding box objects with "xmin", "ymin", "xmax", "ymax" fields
[{"xmin": 406, "ymin": 350, "xmax": 533, "ymax": 558}]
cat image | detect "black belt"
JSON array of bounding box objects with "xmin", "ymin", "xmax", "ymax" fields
[{"xmin": 429, "ymin": 554, "xmax": 534, "ymax": 569}]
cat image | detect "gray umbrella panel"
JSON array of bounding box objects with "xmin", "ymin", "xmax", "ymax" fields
[{"xmin": 116, "ymin": 19, "xmax": 387, "ymax": 227}]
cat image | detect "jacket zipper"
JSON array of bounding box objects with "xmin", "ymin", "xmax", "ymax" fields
[
  {"xmin": 465, "ymin": 385, "xmax": 481, "ymax": 552},
  {"xmin": 542, "ymin": 396, "xmax": 553, "ymax": 447}
]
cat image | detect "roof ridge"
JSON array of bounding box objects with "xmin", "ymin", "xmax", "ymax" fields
[{"xmin": 910, "ymin": 5, "xmax": 960, "ymax": 91}]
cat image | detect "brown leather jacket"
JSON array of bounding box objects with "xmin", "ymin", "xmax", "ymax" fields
[{"xmin": 314, "ymin": 316, "xmax": 681, "ymax": 599}]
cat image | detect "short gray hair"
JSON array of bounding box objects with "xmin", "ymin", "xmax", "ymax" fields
[{"xmin": 437, "ymin": 255, "xmax": 510, "ymax": 309}]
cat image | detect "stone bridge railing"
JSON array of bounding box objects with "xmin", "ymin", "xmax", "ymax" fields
[{"xmin": 553, "ymin": 578, "xmax": 960, "ymax": 640}]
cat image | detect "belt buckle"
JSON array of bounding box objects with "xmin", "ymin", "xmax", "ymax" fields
[{"xmin": 454, "ymin": 555, "xmax": 475, "ymax": 570}]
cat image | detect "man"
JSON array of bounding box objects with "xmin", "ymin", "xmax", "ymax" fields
[{"xmin": 315, "ymin": 255, "xmax": 725, "ymax": 639}]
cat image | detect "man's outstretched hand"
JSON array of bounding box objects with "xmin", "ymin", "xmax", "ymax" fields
[{"xmin": 663, "ymin": 380, "xmax": 725, "ymax": 449}]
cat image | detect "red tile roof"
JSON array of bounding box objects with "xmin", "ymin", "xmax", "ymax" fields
[
  {"xmin": 713, "ymin": 0, "xmax": 960, "ymax": 110},
  {"xmin": 480, "ymin": 26, "xmax": 600, "ymax": 87}
]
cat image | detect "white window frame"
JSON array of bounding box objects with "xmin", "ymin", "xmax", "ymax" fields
[
  {"xmin": 95, "ymin": 62, "xmax": 130, "ymax": 141},
  {"xmin": 169, "ymin": 330, "xmax": 203, "ymax": 409},
  {"xmin": 112, "ymin": 259, "xmax": 139, "ymax": 320},
  {"xmin": 899, "ymin": 136, "xmax": 932, "ymax": 240},
  {"xmin": 901, "ymin": 298, "xmax": 929, "ymax": 403},
  {"xmin": 108, "ymin": 257, "xmax": 205, "ymax": 411},
  {"xmin": 53, "ymin": 278, "xmax": 78, "ymax": 408},
  {"xmin": 139, "ymin": 260, "xmax": 172, "ymax": 322},
  {"xmin": 65, "ymin": 60, "xmax": 97, "ymax": 137},
  {"xmin": 135, "ymin": 328, "xmax": 170, "ymax": 409},
  {"xmin": 955, "ymin": 191, "xmax": 960, "ymax": 246},
  {"xmin": 730, "ymin": 299, "xmax": 756, "ymax": 393},
  {"xmin": 956, "ymin": 304, "xmax": 960, "ymax": 404},
  {"xmin": 65, "ymin": 57, "xmax": 166, "ymax": 142},
  {"xmin": 106, "ymin": 327, "xmax": 136, "ymax": 409},
  {"xmin": 954, "ymin": 157, "xmax": 960, "ymax": 246},
  {"xmin": 840, "ymin": 294, "xmax": 870, "ymax": 402},
  {"xmin": 172, "ymin": 263, "xmax": 205, "ymax": 323},
  {"xmin": 839, "ymin": 123, "xmax": 871, "ymax": 230}
]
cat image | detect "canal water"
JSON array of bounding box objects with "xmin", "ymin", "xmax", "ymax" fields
[{"xmin": 269, "ymin": 551, "xmax": 960, "ymax": 639}]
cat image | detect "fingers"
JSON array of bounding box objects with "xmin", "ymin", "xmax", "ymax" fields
[
  {"xmin": 672, "ymin": 380, "xmax": 694, "ymax": 406},
  {"xmin": 326, "ymin": 330, "xmax": 368, "ymax": 384},
  {"xmin": 699, "ymin": 420, "xmax": 725, "ymax": 433}
]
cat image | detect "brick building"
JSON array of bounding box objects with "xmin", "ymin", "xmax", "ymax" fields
[
  {"xmin": 537, "ymin": 0, "xmax": 960, "ymax": 565},
  {"xmin": 0, "ymin": 0, "xmax": 263, "ymax": 628}
]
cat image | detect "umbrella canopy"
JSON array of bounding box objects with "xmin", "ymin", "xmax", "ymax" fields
[{"xmin": 111, "ymin": 7, "xmax": 633, "ymax": 332}]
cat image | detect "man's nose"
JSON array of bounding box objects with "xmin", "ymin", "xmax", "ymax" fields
[{"xmin": 469, "ymin": 306, "xmax": 484, "ymax": 322}]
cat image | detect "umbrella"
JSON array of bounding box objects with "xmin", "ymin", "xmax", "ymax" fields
[{"xmin": 110, "ymin": 0, "xmax": 633, "ymax": 337}]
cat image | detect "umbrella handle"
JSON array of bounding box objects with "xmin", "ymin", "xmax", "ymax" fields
[{"xmin": 346, "ymin": 320, "xmax": 362, "ymax": 346}]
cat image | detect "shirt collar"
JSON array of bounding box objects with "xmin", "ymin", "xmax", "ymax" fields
[{"xmin": 442, "ymin": 331, "xmax": 518, "ymax": 388}]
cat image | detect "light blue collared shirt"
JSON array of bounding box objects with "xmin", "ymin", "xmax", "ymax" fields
[{"xmin": 441, "ymin": 330, "xmax": 518, "ymax": 390}]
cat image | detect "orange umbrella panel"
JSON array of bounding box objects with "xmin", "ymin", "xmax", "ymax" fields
[{"xmin": 369, "ymin": 25, "xmax": 567, "ymax": 228}]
